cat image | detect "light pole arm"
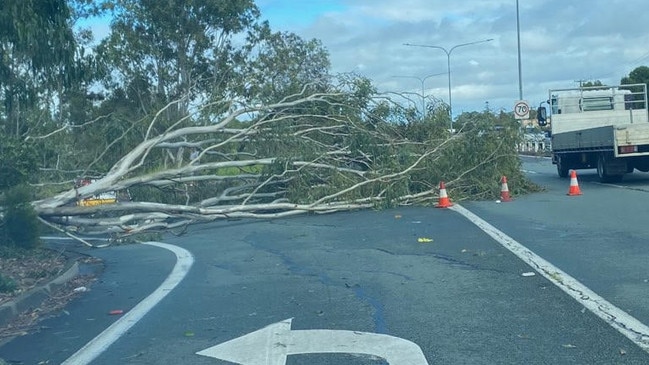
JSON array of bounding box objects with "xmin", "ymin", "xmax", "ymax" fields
[
  {"xmin": 448, "ymin": 38, "xmax": 494, "ymax": 55},
  {"xmin": 392, "ymin": 73, "xmax": 446, "ymax": 118},
  {"xmin": 403, "ymin": 43, "xmax": 449, "ymax": 56},
  {"xmin": 445, "ymin": 40, "xmax": 494, "ymax": 120},
  {"xmin": 404, "ymin": 39, "xmax": 493, "ymax": 128},
  {"xmin": 403, "ymin": 43, "xmax": 453, "ymax": 122}
]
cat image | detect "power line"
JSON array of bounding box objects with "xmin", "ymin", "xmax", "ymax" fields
[{"xmin": 595, "ymin": 50, "xmax": 649, "ymax": 80}]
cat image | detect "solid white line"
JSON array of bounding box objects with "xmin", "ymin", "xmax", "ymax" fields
[
  {"xmin": 518, "ymin": 154, "xmax": 552, "ymax": 160},
  {"xmin": 61, "ymin": 241, "xmax": 194, "ymax": 365},
  {"xmin": 41, "ymin": 236, "xmax": 112, "ymax": 242},
  {"xmin": 450, "ymin": 204, "xmax": 649, "ymax": 352}
]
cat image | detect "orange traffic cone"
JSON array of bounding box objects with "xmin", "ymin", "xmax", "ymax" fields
[
  {"xmin": 567, "ymin": 170, "xmax": 582, "ymax": 196},
  {"xmin": 435, "ymin": 181, "xmax": 453, "ymax": 208},
  {"xmin": 500, "ymin": 176, "xmax": 512, "ymax": 202}
]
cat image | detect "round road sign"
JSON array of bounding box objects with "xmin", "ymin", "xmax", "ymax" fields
[{"xmin": 514, "ymin": 100, "xmax": 529, "ymax": 119}]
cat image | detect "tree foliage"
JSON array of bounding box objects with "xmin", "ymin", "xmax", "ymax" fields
[
  {"xmin": 580, "ymin": 80, "xmax": 606, "ymax": 89},
  {"xmin": 0, "ymin": 0, "xmax": 77, "ymax": 137},
  {"xmin": 1, "ymin": 185, "xmax": 41, "ymax": 249},
  {"xmin": 0, "ymin": 133, "xmax": 39, "ymax": 190},
  {"xmin": 620, "ymin": 66, "xmax": 649, "ymax": 108},
  {"xmin": 241, "ymin": 27, "xmax": 331, "ymax": 103},
  {"xmin": 1, "ymin": 0, "xmax": 543, "ymax": 245},
  {"xmin": 97, "ymin": 0, "xmax": 260, "ymax": 117},
  {"xmin": 621, "ymin": 66, "xmax": 649, "ymax": 86}
]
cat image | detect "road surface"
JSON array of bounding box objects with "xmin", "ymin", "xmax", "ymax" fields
[{"xmin": 1, "ymin": 156, "xmax": 648, "ymax": 364}]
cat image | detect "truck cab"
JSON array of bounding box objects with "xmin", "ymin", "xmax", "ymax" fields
[{"xmin": 539, "ymin": 84, "xmax": 649, "ymax": 182}]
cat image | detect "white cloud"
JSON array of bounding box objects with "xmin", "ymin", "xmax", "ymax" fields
[
  {"xmin": 262, "ymin": 0, "xmax": 649, "ymax": 116},
  {"xmin": 83, "ymin": 0, "xmax": 649, "ymax": 117}
]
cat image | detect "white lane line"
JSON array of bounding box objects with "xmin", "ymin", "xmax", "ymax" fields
[
  {"xmin": 62, "ymin": 241, "xmax": 194, "ymax": 365},
  {"xmin": 519, "ymin": 154, "xmax": 551, "ymax": 160},
  {"xmin": 450, "ymin": 204, "xmax": 649, "ymax": 352},
  {"xmin": 41, "ymin": 236, "xmax": 111, "ymax": 242},
  {"xmin": 591, "ymin": 182, "xmax": 649, "ymax": 194}
]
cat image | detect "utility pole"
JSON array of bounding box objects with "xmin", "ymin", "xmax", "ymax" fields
[{"xmin": 575, "ymin": 79, "xmax": 587, "ymax": 88}]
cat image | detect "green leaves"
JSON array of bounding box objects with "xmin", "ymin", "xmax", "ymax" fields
[
  {"xmin": 0, "ymin": 134, "xmax": 38, "ymax": 191},
  {"xmin": 0, "ymin": 0, "xmax": 544, "ymax": 238},
  {"xmin": 1, "ymin": 184, "xmax": 42, "ymax": 250},
  {"xmin": 99, "ymin": 0, "xmax": 261, "ymax": 111},
  {"xmin": 622, "ymin": 66, "xmax": 649, "ymax": 86}
]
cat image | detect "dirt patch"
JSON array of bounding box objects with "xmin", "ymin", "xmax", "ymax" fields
[
  {"xmin": 0, "ymin": 248, "xmax": 67, "ymax": 305},
  {"xmin": 0, "ymin": 247, "xmax": 101, "ymax": 340}
]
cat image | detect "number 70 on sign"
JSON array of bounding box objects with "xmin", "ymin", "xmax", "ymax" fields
[{"xmin": 514, "ymin": 100, "xmax": 529, "ymax": 119}]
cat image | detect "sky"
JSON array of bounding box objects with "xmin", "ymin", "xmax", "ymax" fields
[
  {"xmin": 83, "ymin": 0, "xmax": 649, "ymax": 118},
  {"xmin": 255, "ymin": 0, "xmax": 649, "ymax": 117}
]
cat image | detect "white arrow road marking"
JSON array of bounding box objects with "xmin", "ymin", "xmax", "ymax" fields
[
  {"xmin": 196, "ymin": 318, "xmax": 429, "ymax": 365},
  {"xmin": 62, "ymin": 241, "xmax": 194, "ymax": 365},
  {"xmin": 451, "ymin": 204, "xmax": 649, "ymax": 352}
]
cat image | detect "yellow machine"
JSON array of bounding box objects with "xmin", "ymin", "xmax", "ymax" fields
[{"xmin": 75, "ymin": 177, "xmax": 119, "ymax": 206}]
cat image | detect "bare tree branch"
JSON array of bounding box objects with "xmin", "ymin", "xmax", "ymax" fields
[
  {"xmin": 29, "ymin": 87, "xmax": 524, "ymax": 240},
  {"xmin": 25, "ymin": 114, "xmax": 112, "ymax": 141}
]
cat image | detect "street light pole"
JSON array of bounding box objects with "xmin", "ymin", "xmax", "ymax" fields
[
  {"xmin": 516, "ymin": 0, "xmax": 523, "ymax": 100},
  {"xmin": 404, "ymin": 38, "xmax": 493, "ymax": 129},
  {"xmin": 392, "ymin": 73, "xmax": 446, "ymax": 118}
]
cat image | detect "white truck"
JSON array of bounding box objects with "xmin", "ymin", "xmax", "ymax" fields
[{"xmin": 538, "ymin": 83, "xmax": 649, "ymax": 182}]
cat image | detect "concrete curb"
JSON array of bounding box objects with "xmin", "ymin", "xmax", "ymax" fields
[{"xmin": 0, "ymin": 260, "xmax": 80, "ymax": 327}]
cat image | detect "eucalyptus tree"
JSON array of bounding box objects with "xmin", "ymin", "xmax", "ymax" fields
[
  {"xmin": 0, "ymin": 0, "xmax": 79, "ymax": 141},
  {"xmin": 240, "ymin": 27, "xmax": 331, "ymax": 104},
  {"xmin": 96, "ymin": 0, "xmax": 260, "ymax": 121},
  {"xmin": 0, "ymin": 0, "xmax": 95, "ymax": 190},
  {"xmin": 0, "ymin": 0, "xmax": 75, "ymax": 137},
  {"xmin": 28, "ymin": 83, "xmax": 536, "ymax": 245},
  {"xmin": 82, "ymin": 0, "xmax": 264, "ymax": 177},
  {"xmin": 1, "ymin": 1, "xmax": 536, "ymax": 244},
  {"xmin": 33, "ymin": 85, "xmax": 437, "ymax": 237}
]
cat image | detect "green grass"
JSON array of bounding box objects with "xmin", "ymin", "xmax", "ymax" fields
[{"xmin": 214, "ymin": 165, "xmax": 264, "ymax": 176}]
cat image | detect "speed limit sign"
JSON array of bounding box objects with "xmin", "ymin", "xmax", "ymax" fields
[{"xmin": 514, "ymin": 100, "xmax": 529, "ymax": 119}]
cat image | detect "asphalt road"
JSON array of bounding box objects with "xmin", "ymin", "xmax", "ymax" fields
[
  {"xmin": 0, "ymin": 242, "xmax": 176, "ymax": 364},
  {"xmin": 465, "ymin": 156, "xmax": 649, "ymax": 331},
  {"xmin": 2, "ymin": 156, "xmax": 649, "ymax": 364}
]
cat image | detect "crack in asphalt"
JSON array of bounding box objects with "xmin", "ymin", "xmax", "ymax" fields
[
  {"xmin": 245, "ymin": 235, "xmax": 388, "ymax": 334},
  {"xmin": 452, "ymin": 203, "xmax": 649, "ymax": 353},
  {"xmin": 373, "ymin": 248, "xmax": 509, "ymax": 275},
  {"xmin": 538, "ymin": 265, "xmax": 649, "ymax": 346}
]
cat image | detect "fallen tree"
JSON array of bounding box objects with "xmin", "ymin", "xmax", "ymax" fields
[
  {"xmin": 0, "ymin": 1, "xmax": 539, "ymax": 247},
  {"xmin": 25, "ymin": 84, "xmax": 536, "ymax": 244}
]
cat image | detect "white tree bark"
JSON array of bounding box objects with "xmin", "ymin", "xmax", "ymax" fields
[{"xmin": 32, "ymin": 89, "xmax": 466, "ymax": 244}]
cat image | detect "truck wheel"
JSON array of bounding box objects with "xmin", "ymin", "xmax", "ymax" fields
[
  {"xmin": 597, "ymin": 154, "xmax": 623, "ymax": 183},
  {"xmin": 556, "ymin": 156, "xmax": 569, "ymax": 178}
]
